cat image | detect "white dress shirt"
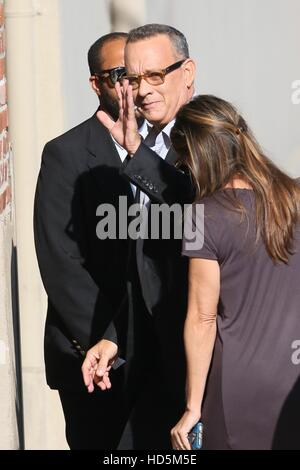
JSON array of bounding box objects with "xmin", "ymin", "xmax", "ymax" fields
[
  {"xmin": 112, "ymin": 119, "xmax": 175, "ymax": 205},
  {"xmin": 137, "ymin": 119, "xmax": 175, "ymax": 206},
  {"xmin": 112, "ymin": 119, "xmax": 148, "ymax": 196}
]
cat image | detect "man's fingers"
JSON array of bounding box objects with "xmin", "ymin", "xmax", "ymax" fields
[
  {"xmin": 96, "ymin": 357, "xmax": 110, "ymax": 377},
  {"xmin": 97, "ymin": 110, "xmax": 115, "ymax": 131},
  {"xmin": 93, "ymin": 371, "xmax": 111, "ymax": 391},
  {"xmin": 115, "ymin": 82, "xmax": 124, "ymax": 121},
  {"xmin": 82, "ymin": 367, "xmax": 91, "ymax": 387},
  {"xmin": 115, "ymin": 81, "xmax": 123, "ymax": 106},
  {"xmin": 122, "ymin": 79, "xmax": 129, "ymax": 116},
  {"xmin": 81, "ymin": 354, "xmax": 96, "ymax": 387},
  {"xmin": 92, "ymin": 373, "xmax": 105, "ymax": 390},
  {"xmin": 126, "ymin": 85, "xmax": 136, "ymax": 120},
  {"xmin": 87, "ymin": 379, "xmax": 95, "ymax": 393},
  {"xmin": 81, "ymin": 348, "xmax": 101, "ymax": 389},
  {"xmin": 102, "ymin": 371, "xmax": 112, "ymax": 389},
  {"xmin": 82, "ymin": 341, "xmax": 118, "ymax": 393}
]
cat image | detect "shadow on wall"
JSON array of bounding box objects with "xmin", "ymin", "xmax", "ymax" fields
[{"xmin": 10, "ymin": 243, "xmax": 24, "ymax": 450}]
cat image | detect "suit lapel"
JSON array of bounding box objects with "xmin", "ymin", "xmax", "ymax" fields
[
  {"xmin": 87, "ymin": 112, "xmax": 123, "ymax": 170},
  {"xmin": 86, "ymin": 113, "xmax": 134, "ymax": 203},
  {"xmin": 165, "ymin": 146, "xmax": 179, "ymax": 165}
]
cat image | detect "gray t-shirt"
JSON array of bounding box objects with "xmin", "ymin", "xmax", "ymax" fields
[{"xmin": 182, "ymin": 188, "xmax": 300, "ymax": 449}]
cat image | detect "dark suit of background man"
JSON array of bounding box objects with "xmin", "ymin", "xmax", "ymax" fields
[
  {"xmin": 33, "ymin": 32, "xmax": 140, "ymax": 450},
  {"xmin": 82, "ymin": 24, "xmax": 196, "ymax": 448}
]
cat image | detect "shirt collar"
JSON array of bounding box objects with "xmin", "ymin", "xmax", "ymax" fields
[
  {"xmin": 141, "ymin": 119, "xmax": 176, "ymax": 136},
  {"xmin": 162, "ymin": 119, "xmax": 175, "ymax": 138},
  {"xmin": 139, "ymin": 119, "xmax": 151, "ymax": 140},
  {"xmin": 112, "ymin": 118, "xmax": 176, "ymax": 150}
]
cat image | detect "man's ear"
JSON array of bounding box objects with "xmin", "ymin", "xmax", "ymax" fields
[
  {"xmin": 90, "ymin": 76, "xmax": 101, "ymax": 96},
  {"xmin": 183, "ymin": 59, "xmax": 196, "ymax": 89}
]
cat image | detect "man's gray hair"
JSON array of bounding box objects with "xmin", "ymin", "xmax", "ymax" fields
[{"xmin": 127, "ymin": 24, "xmax": 189, "ymax": 59}]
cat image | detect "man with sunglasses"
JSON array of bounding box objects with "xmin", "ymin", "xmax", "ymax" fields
[
  {"xmin": 34, "ymin": 32, "xmax": 147, "ymax": 449},
  {"xmin": 82, "ymin": 24, "xmax": 196, "ymax": 448}
]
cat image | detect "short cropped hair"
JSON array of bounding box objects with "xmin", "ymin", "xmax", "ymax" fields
[
  {"xmin": 88, "ymin": 32, "xmax": 128, "ymax": 75},
  {"xmin": 127, "ymin": 24, "xmax": 189, "ymax": 59}
]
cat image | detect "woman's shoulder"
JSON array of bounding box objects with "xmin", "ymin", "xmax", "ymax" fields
[
  {"xmin": 190, "ymin": 194, "xmax": 222, "ymax": 220},
  {"xmin": 189, "ymin": 193, "xmax": 230, "ymax": 234},
  {"xmin": 192, "ymin": 189, "xmax": 253, "ymax": 212}
]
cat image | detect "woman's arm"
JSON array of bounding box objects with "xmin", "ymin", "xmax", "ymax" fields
[
  {"xmin": 171, "ymin": 257, "xmax": 220, "ymax": 450},
  {"xmin": 185, "ymin": 258, "xmax": 220, "ymax": 413}
]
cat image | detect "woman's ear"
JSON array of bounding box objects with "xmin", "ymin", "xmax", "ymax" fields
[
  {"xmin": 183, "ymin": 59, "xmax": 196, "ymax": 89},
  {"xmin": 89, "ymin": 76, "xmax": 101, "ymax": 96}
]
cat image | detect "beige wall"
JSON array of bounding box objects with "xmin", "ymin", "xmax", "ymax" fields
[
  {"xmin": 5, "ymin": 0, "xmax": 67, "ymax": 449},
  {"xmin": 3, "ymin": 0, "xmax": 299, "ymax": 451},
  {"xmin": 110, "ymin": 0, "xmax": 146, "ymax": 31},
  {"xmin": 4, "ymin": 0, "xmax": 146, "ymax": 450},
  {"xmin": 0, "ymin": 0, "xmax": 20, "ymax": 450},
  {"xmin": 145, "ymin": 0, "xmax": 300, "ymax": 177},
  {"xmin": 0, "ymin": 219, "xmax": 19, "ymax": 450}
]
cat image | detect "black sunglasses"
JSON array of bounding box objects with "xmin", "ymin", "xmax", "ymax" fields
[{"xmin": 93, "ymin": 66, "xmax": 126, "ymax": 86}]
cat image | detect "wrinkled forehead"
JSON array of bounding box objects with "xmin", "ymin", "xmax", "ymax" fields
[{"xmin": 125, "ymin": 35, "xmax": 179, "ymax": 73}]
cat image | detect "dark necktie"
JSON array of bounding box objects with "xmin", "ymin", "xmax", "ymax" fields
[{"xmin": 134, "ymin": 185, "xmax": 140, "ymax": 204}]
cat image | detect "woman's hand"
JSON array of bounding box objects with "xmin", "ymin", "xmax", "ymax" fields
[{"xmin": 171, "ymin": 410, "xmax": 201, "ymax": 450}]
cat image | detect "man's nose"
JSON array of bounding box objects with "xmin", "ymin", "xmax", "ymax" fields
[{"xmin": 137, "ymin": 77, "xmax": 153, "ymax": 97}]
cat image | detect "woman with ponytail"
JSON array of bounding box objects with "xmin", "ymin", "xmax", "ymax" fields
[{"xmin": 170, "ymin": 95, "xmax": 300, "ymax": 450}]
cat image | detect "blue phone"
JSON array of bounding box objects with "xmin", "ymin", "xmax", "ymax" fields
[{"xmin": 188, "ymin": 422, "xmax": 203, "ymax": 450}]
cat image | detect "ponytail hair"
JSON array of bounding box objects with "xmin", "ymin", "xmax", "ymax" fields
[{"xmin": 171, "ymin": 95, "xmax": 300, "ymax": 264}]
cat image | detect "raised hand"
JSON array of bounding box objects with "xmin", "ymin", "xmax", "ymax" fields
[{"xmin": 97, "ymin": 80, "xmax": 142, "ymax": 155}]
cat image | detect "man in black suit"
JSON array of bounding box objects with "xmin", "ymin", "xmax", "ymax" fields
[
  {"xmin": 34, "ymin": 32, "xmax": 139, "ymax": 449},
  {"xmin": 82, "ymin": 24, "xmax": 196, "ymax": 447}
]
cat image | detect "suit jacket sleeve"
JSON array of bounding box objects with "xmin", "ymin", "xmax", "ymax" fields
[
  {"xmin": 34, "ymin": 140, "xmax": 119, "ymax": 353},
  {"xmin": 102, "ymin": 321, "xmax": 126, "ymax": 369},
  {"xmin": 120, "ymin": 141, "xmax": 195, "ymax": 205}
]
